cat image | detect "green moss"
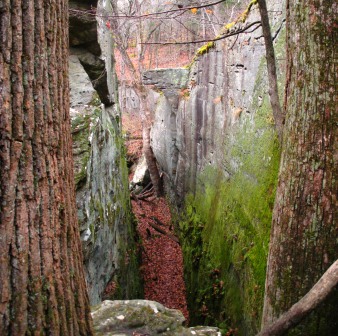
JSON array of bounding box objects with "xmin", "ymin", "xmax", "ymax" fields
[
  {"xmin": 215, "ymin": 0, "xmax": 258, "ymax": 40},
  {"xmin": 71, "ymin": 112, "xmax": 93, "ymax": 189},
  {"xmin": 89, "ymin": 92, "xmax": 101, "ymax": 107},
  {"xmin": 102, "ymin": 113, "xmax": 143, "ymax": 300},
  {"xmin": 179, "ymin": 56, "xmax": 283, "ymax": 333},
  {"xmin": 82, "ymin": 109, "xmax": 142, "ymax": 300},
  {"xmin": 197, "ymin": 41, "xmax": 215, "ymax": 56},
  {"xmin": 107, "ymin": 214, "xmax": 143, "ymax": 301},
  {"xmin": 239, "ymin": 0, "xmax": 258, "ymax": 23},
  {"xmin": 185, "ymin": 41, "xmax": 216, "ymax": 69},
  {"xmin": 185, "ymin": 0, "xmax": 259, "ymax": 70}
]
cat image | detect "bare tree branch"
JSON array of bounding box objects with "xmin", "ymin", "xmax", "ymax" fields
[
  {"xmin": 203, "ymin": 8, "xmax": 218, "ymax": 35},
  {"xmin": 140, "ymin": 21, "xmax": 261, "ymax": 45},
  {"xmin": 257, "ymin": 260, "xmax": 338, "ymax": 336},
  {"xmin": 69, "ymin": 0, "xmax": 226, "ymax": 20},
  {"xmin": 173, "ymin": 17, "xmax": 203, "ymax": 38}
]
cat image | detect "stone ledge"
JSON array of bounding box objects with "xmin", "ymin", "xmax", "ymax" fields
[{"xmin": 143, "ymin": 68, "xmax": 189, "ymax": 90}]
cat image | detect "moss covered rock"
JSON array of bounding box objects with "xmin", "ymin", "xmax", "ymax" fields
[
  {"xmin": 69, "ymin": 1, "xmax": 142, "ymax": 305},
  {"xmin": 92, "ymin": 300, "xmax": 221, "ymax": 336}
]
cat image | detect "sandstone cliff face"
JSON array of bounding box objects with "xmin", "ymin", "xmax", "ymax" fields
[
  {"xmin": 69, "ymin": 0, "xmax": 141, "ymax": 305},
  {"xmin": 148, "ymin": 2, "xmax": 284, "ymax": 203},
  {"xmin": 144, "ymin": 1, "xmax": 285, "ymax": 333}
]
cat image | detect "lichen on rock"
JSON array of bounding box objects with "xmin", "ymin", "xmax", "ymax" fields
[{"xmin": 92, "ymin": 300, "xmax": 221, "ymax": 336}]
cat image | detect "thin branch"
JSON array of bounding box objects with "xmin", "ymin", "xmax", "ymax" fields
[
  {"xmin": 140, "ymin": 21, "xmax": 261, "ymax": 45},
  {"xmin": 69, "ymin": 0, "xmax": 226, "ymax": 20},
  {"xmin": 173, "ymin": 17, "xmax": 203, "ymax": 38},
  {"xmin": 229, "ymin": 33, "xmax": 240, "ymax": 50},
  {"xmin": 272, "ymin": 18, "xmax": 285, "ymax": 41},
  {"xmin": 203, "ymin": 8, "xmax": 218, "ymax": 35},
  {"xmin": 139, "ymin": 21, "xmax": 163, "ymax": 61}
]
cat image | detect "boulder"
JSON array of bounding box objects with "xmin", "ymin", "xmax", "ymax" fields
[
  {"xmin": 130, "ymin": 155, "xmax": 151, "ymax": 191},
  {"xmin": 92, "ymin": 300, "xmax": 221, "ymax": 336}
]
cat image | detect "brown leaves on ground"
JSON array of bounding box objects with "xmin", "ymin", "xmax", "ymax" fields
[
  {"xmin": 122, "ymin": 92, "xmax": 189, "ymax": 322},
  {"xmin": 132, "ymin": 197, "xmax": 189, "ymax": 322}
]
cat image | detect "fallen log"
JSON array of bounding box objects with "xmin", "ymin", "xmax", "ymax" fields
[
  {"xmin": 137, "ymin": 182, "xmax": 152, "ymax": 195},
  {"xmin": 130, "ymin": 187, "xmax": 154, "ymax": 201},
  {"xmin": 136, "ymin": 189, "xmax": 154, "ymax": 200},
  {"xmin": 257, "ymin": 259, "xmax": 338, "ymax": 336},
  {"xmin": 147, "ymin": 221, "xmax": 180, "ymax": 244},
  {"xmin": 151, "ymin": 216, "xmax": 165, "ymax": 227}
]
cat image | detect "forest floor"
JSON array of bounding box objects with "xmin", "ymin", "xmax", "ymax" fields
[{"xmin": 123, "ymin": 112, "xmax": 189, "ymax": 322}]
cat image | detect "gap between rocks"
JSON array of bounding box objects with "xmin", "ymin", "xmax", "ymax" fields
[{"xmin": 124, "ymin": 112, "xmax": 189, "ymax": 322}]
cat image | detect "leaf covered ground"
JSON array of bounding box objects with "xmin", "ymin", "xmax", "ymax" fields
[
  {"xmin": 132, "ymin": 197, "xmax": 189, "ymax": 321},
  {"xmin": 123, "ymin": 112, "xmax": 189, "ymax": 321}
]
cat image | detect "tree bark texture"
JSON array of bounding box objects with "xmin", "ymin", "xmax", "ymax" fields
[
  {"xmin": 258, "ymin": 260, "xmax": 338, "ymax": 336},
  {"xmin": 262, "ymin": 0, "xmax": 337, "ymax": 334},
  {"xmin": 0, "ymin": 1, "xmax": 93, "ymax": 335}
]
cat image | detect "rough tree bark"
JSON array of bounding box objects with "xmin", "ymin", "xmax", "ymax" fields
[
  {"xmin": 262, "ymin": 0, "xmax": 337, "ymax": 334},
  {"xmin": 0, "ymin": 1, "xmax": 93, "ymax": 334},
  {"xmin": 258, "ymin": 260, "xmax": 338, "ymax": 336}
]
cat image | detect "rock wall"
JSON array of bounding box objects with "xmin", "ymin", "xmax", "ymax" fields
[
  {"xmin": 144, "ymin": 0, "xmax": 285, "ymax": 334},
  {"xmin": 69, "ymin": 0, "xmax": 142, "ymax": 305},
  {"xmin": 119, "ymin": 84, "xmax": 140, "ymax": 115}
]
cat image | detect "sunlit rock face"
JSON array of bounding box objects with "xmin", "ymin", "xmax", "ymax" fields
[
  {"xmin": 69, "ymin": 0, "xmax": 142, "ymax": 305},
  {"xmin": 92, "ymin": 300, "xmax": 221, "ymax": 336}
]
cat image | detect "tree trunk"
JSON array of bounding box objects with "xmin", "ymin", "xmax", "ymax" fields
[
  {"xmin": 0, "ymin": 1, "xmax": 93, "ymax": 334},
  {"xmin": 259, "ymin": 260, "xmax": 338, "ymax": 336},
  {"xmin": 257, "ymin": 0, "xmax": 285, "ymax": 143},
  {"xmin": 262, "ymin": 0, "xmax": 337, "ymax": 334}
]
